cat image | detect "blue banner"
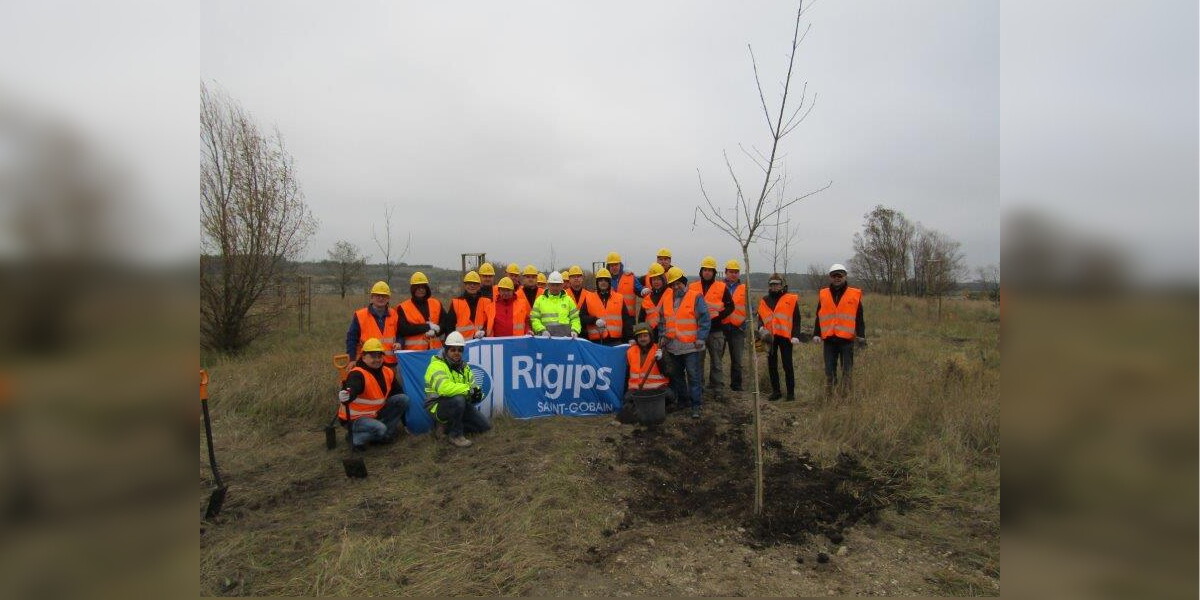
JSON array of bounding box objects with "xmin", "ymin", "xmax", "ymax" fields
[{"xmin": 395, "ymin": 337, "xmax": 629, "ymax": 434}]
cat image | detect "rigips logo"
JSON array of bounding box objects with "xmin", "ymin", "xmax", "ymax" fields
[{"xmin": 467, "ymin": 343, "xmax": 613, "ymax": 401}]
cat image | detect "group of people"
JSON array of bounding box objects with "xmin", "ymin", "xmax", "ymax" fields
[{"xmin": 337, "ymin": 250, "xmax": 867, "ymax": 449}]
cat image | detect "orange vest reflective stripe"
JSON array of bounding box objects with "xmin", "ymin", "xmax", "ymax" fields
[
  {"xmin": 614, "ymin": 272, "xmax": 638, "ymax": 316},
  {"xmin": 727, "ymin": 283, "xmax": 747, "ymax": 327},
  {"xmin": 818, "ymin": 287, "xmax": 862, "ymax": 340},
  {"xmin": 355, "ymin": 307, "xmax": 399, "ymax": 364},
  {"xmin": 662, "ymin": 288, "xmax": 701, "ymax": 343},
  {"xmin": 757, "ymin": 293, "xmax": 798, "ymax": 339},
  {"xmin": 399, "ymin": 298, "xmax": 444, "ymax": 351},
  {"xmin": 567, "ymin": 287, "xmax": 595, "ymax": 309},
  {"xmin": 451, "ymin": 297, "xmax": 492, "ymax": 339},
  {"xmin": 585, "ymin": 292, "xmax": 625, "ymax": 341},
  {"xmin": 627, "ymin": 344, "xmax": 668, "ymax": 390},
  {"xmin": 340, "ymin": 365, "xmax": 393, "ymax": 421},
  {"xmin": 642, "ymin": 291, "xmax": 663, "ymax": 330},
  {"xmin": 487, "ymin": 295, "xmax": 531, "ymax": 337},
  {"xmin": 688, "ymin": 279, "xmax": 727, "ymax": 321}
]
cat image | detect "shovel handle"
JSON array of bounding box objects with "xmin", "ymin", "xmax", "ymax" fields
[
  {"xmin": 332, "ymin": 353, "xmax": 351, "ymax": 380},
  {"xmin": 200, "ymin": 369, "xmax": 209, "ymax": 401}
]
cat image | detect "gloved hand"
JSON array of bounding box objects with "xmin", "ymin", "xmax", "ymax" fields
[
  {"xmin": 655, "ymin": 349, "xmax": 663, "ymax": 360},
  {"xmin": 594, "ymin": 318, "xmax": 606, "ymax": 329},
  {"xmin": 758, "ymin": 326, "xmax": 769, "ymax": 338},
  {"xmin": 337, "ymin": 389, "xmax": 350, "ymax": 403},
  {"xmin": 855, "ymin": 336, "xmax": 868, "ymax": 349},
  {"xmin": 541, "ymin": 330, "xmax": 551, "ymax": 338},
  {"xmin": 569, "ymin": 331, "xmax": 578, "ymax": 338},
  {"xmin": 428, "ymin": 322, "xmax": 440, "ymax": 334},
  {"xmin": 812, "ymin": 335, "xmax": 821, "ymax": 344},
  {"xmin": 473, "ymin": 330, "xmax": 486, "ymax": 339},
  {"xmin": 468, "ymin": 386, "xmax": 483, "ymax": 404},
  {"xmin": 640, "ymin": 288, "xmax": 651, "ymax": 297},
  {"xmin": 425, "ymin": 329, "xmax": 437, "ymax": 338},
  {"xmin": 790, "ymin": 337, "xmax": 800, "ymax": 345},
  {"xmin": 627, "ymin": 339, "xmax": 635, "ymax": 345},
  {"xmin": 694, "ymin": 340, "xmax": 705, "ymax": 352}
]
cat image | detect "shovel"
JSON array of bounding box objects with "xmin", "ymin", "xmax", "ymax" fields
[
  {"xmin": 324, "ymin": 353, "xmax": 351, "ymax": 449},
  {"xmin": 200, "ymin": 369, "xmax": 228, "ymax": 519}
]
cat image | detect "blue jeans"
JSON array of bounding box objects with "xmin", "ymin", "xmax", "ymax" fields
[
  {"xmin": 432, "ymin": 395, "xmax": 493, "ymax": 438},
  {"xmin": 666, "ymin": 351, "xmax": 702, "ymax": 408},
  {"xmin": 350, "ymin": 394, "xmax": 409, "ymax": 446}
]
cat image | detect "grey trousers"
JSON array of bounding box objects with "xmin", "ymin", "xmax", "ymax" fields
[{"xmin": 699, "ymin": 328, "xmax": 727, "ymax": 388}]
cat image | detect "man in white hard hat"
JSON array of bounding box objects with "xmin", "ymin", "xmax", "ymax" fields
[
  {"xmin": 530, "ymin": 271, "xmax": 581, "ymax": 337},
  {"xmin": 423, "ymin": 331, "xmax": 491, "ymax": 447},
  {"xmin": 811, "ymin": 263, "xmax": 867, "ymax": 398}
]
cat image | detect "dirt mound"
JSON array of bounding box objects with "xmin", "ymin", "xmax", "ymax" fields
[{"xmin": 610, "ymin": 395, "xmax": 900, "ymax": 547}]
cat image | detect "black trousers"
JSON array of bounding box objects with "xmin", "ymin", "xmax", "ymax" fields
[
  {"xmin": 822, "ymin": 338, "xmax": 855, "ymax": 392},
  {"xmin": 766, "ymin": 337, "xmax": 795, "ymax": 395}
]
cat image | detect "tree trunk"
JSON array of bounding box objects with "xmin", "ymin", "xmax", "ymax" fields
[{"xmin": 742, "ymin": 249, "xmax": 765, "ymax": 516}]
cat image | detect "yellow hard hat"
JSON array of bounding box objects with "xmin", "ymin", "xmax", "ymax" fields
[
  {"xmin": 537, "ymin": 272, "xmax": 547, "ymax": 284},
  {"xmin": 361, "ymin": 338, "xmax": 386, "ymax": 353},
  {"xmin": 567, "ymin": 265, "xmax": 584, "ymax": 277},
  {"xmin": 647, "ymin": 263, "xmax": 665, "ymax": 277},
  {"xmin": 700, "ymin": 256, "xmax": 718, "ymax": 270},
  {"xmin": 523, "ymin": 264, "xmax": 539, "ymax": 276},
  {"xmin": 506, "ymin": 263, "xmax": 520, "ymax": 275},
  {"xmin": 370, "ymin": 281, "xmax": 391, "ymax": 296},
  {"xmin": 665, "ymin": 266, "xmax": 685, "ymax": 284},
  {"xmin": 560, "ymin": 270, "xmax": 570, "ymax": 279},
  {"xmin": 725, "ymin": 259, "xmax": 742, "ymax": 271},
  {"xmin": 605, "ymin": 251, "xmax": 622, "ymax": 264},
  {"xmin": 478, "ymin": 262, "xmax": 495, "ymax": 276},
  {"xmin": 656, "ymin": 247, "xmax": 672, "ymax": 258},
  {"xmin": 410, "ymin": 272, "xmax": 429, "ymax": 285},
  {"xmin": 595, "ymin": 267, "xmax": 612, "ymax": 279},
  {"xmin": 463, "ymin": 270, "xmax": 481, "ymax": 284},
  {"xmin": 497, "ymin": 277, "xmax": 515, "ymax": 290}
]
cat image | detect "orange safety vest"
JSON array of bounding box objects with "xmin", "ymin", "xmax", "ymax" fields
[
  {"xmin": 642, "ymin": 290, "xmax": 664, "ymax": 330},
  {"xmin": 688, "ymin": 279, "xmax": 728, "ymax": 321},
  {"xmin": 339, "ymin": 365, "xmax": 393, "ymax": 421},
  {"xmin": 355, "ymin": 307, "xmax": 400, "ymax": 364},
  {"xmin": 758, "ymin": 293, "xmax": 799, "ymax": 339},
  {"xmin": 627, "ymin": 344, "xmax": 668, "ymax": 390},
  {"xmin": 398, "ymin": 298, "xmax": 444, "ymax": 351},
  {"xmin": 451, "ymin": 296, "xmax": 493, "ymax": 339},
  {"xmin": 566, "ymin": 287, "xmax": 595, "ymax": 309},
  {"xmin": 661, "ymin": 288, "xmax": 701, "ymax": 343},
  {"xmin": 487, "ymin": 295, "xmax": 531, "ymax": 337},
  {"xmin": 585, "ymin": 292, "xmax": 625, "ymax": 341},
  {"xmin": 727, "ymin": 283, "xmax": 747, "ymax": 327},
  {"xmin": 614, "ymin": 271, "xmax": 638, "ymax": 317},
  {"xmin": 818, "ymin": 287, "xmax": 862, "ymax": 340}
]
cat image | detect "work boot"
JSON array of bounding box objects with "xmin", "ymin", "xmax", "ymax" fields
[
  {"xmin": 785, "ymin": 392, "xmax": 796, "ymax": 401},
  {"xmin": 768, "ymin": 391, "xmax": 783, "ymax": 401},
  {"xmin": 449, "ymin": 435, "xmax": 473, "ymax": 448},
  {"xmin": 691, "ymin": 407, "xmax": 701, "ymax": 419}
]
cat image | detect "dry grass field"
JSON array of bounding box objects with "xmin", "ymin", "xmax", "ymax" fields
[{"xmin": 199, "ymin": 293, "xmax": 999, "ymax": 596}]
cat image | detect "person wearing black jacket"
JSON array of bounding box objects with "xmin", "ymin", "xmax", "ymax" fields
[
  {"xmin": 394, "ymin": 272, "xmax": 445, "ymax": 353},
  {"xmin": 337, "ymin": 339, "xmax": 410, "ymax": 451},
  {"xmin": 756, "ymin": 273, "xmax": 806, "ymax": 401},
  {"xmin": 811, "ymin": 263, "xmax": 866, "ymax": 398}
]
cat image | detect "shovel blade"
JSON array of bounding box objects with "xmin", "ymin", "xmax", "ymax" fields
[
  {"xmin": 204, "ymin": 486, "xmax": 228, "ymax": 520},
  {"xmin": 342, "ymin": 457, "xmax": 368, "ymax": 479},
  {"xmin": 324, "ymin": 426, "xmax": 338, "ymax": 450}
]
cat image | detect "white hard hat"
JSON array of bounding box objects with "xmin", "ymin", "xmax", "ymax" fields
[
  {"xmin": 828, "ymin": 263, "xmax": 848, "ymax": 275},
  {"xmin": 445, "ymin": 331, "xmax": 466, "ymax": 347},
  {"xmin": 547, "ymin": 271, "xmax": 564, "ymax": 284}
]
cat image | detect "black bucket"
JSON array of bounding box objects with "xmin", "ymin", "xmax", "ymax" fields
[{"xmin": 628, "ymin": 388, "xmax": 667, "ymax": 426}]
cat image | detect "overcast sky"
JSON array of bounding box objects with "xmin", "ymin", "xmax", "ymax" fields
[{"xmin": 198, "ymin": 0, "xmax": 1008, "ymax": 275}]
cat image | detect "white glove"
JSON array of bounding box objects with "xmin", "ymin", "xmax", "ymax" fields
[
  {"xmin": 594, "ymin": 318, "xmax": 606, "ymax": 329},
  {"xmin": 758, "ymin": 326, "xmax": 769, "ymax": 338},
  {"xmin": 655, "ymin": 349, "xmax": 663, "ymax": 360},
  {"xmin": 473, "ymin": 330, "xmax": 485, "ymax": 339},
  {"xmin": 640, "ymin": 288, "xmax": 651, "ymax": 297},
  {"xmin": 428, "ymin": 322, "xmax": 440, "ymax": 334},
  {"xmin": 694, "ymin": 340, "xmax": 705, "ymax": 351},
  {"xmin": 425, "ymin": 329, "xmax": 436, "ymax": 338},
  {"xmin": 790, "ymin": 337, "xmax": 800, "ymax": 345},
  {"xmin": 541, "ymin": 330, "xmax": 551, "ymax": 338},
  {"xmin": 570, "ymin": 331, "xmax": 578, "ymax": 338},
  {"xmin": 812, "ymin": 335, "xmax": 821, "ymax": 344},
  {"xmin": 627, "ymin": 339, "xmax": 635, "ymax": 345},
  {"xmin": 337, "ymin": 390, "xmax": 350, "ymax": 403}
]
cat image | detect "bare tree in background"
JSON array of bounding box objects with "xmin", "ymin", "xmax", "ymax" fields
[
  {"xmin": 762, "ymin": 169, "xmax": 802, "ymax": 276},
  {"xmin": 693, "ymin": 0, "xmax": 831, "ymax": 517},
  {"xmin": 372, "ymin": 204, "xmax": 411, "ymax": 287},
  {"xmin": 201, "ymin": 81, "xmax": 317, "ymax": 355},
  {"xmin": 976, "ymin": 264, "xmax": 1000, "ymax": 302},
  {"xmin": 849, "ymin": 205, "xmax": 915, "ymax": 295},
  {"xmin": 805, "ymin": 262, "xmax": 827, "ymax": 292},
  {"xmin": 327, "ymin": 240, "xmax": 366, "ymax": 299},
  {"xmin": 911, "ymin": 226, "xmax": 966, "ymax": 296}
]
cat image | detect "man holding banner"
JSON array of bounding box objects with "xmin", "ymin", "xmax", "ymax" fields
[
  {"xmin": 423, "ymin": 331, "xmax": 491, "ymax": 447},
  {"xmin": 530, "ymin": 271, "xmax": 581, "ymax": 338}
]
